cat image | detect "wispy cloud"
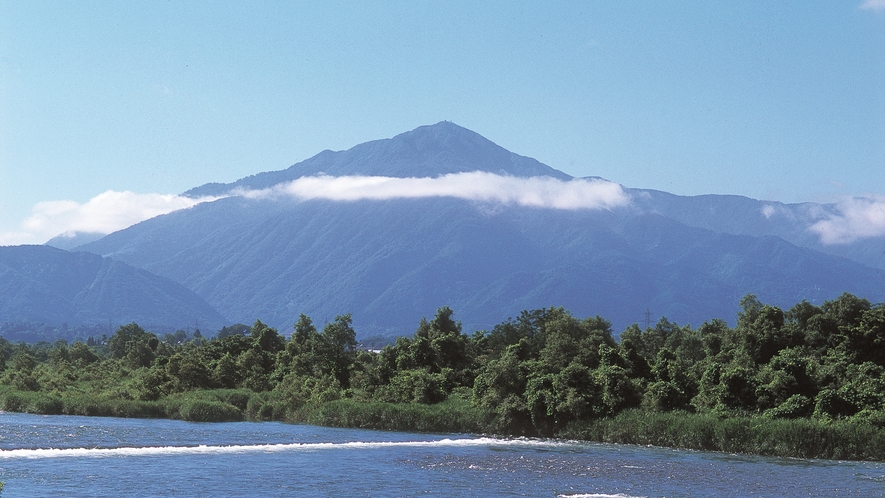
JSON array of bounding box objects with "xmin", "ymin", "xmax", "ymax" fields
[
  {"xmin": 0, "ymin": 191, "xmax": 218, "ymax": 246},
  {"xmin": 1, "ymin": 173, "xmax": 630, "ymax": 247},
  {"xmin": 236, "ymin": 172, "xmax": 631, "ymax": 210},
  {"xmin": 808, "ymin": 196, "xmax": 885, "ymax": 244},
  {"xmin": 860, "ymin": 0, "xmax": 885, "ymax": 12},
  {"xmin": 760, "ymin": 203, "xmax": 799, "ymax": 221}
]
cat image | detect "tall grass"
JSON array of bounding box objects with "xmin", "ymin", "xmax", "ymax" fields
[
  {"xmin": 559, "ymin": 409, "xmax": 885, "ymax": 461},
  {"xmin": 304, "ymin": 397, "xmax": 494, "ymax": 434},
  {"xmin": 178, "ymin": 399, "xmax": 243, "ymax": 422},
  {"xmin": 0, "ymin": 390, "xmax": 169, "ymax": 418},
  {"xmin": 3, "ymin": 386, "xmax": 884, "ymax": 460},
  {"xmin": 1, "ymin": 388, "xmax": 294, "ymax": 423}
]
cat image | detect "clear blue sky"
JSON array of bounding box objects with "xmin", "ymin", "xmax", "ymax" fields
[{"xmin": 1, "ymin": 1, "xmax": 883, "ymax": 244}]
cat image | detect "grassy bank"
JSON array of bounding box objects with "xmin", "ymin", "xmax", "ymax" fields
[
  {"xmin": 303, "ymin": 396, "xmax": 494, "ymax": 434},
  {"xmin": 558, "ymin": 409, "xmax": 885, "ymax": 461},
  {"xmin": 0, "ymin": 387, "xmax": 248, "ymax": 422},
  {"xmin": 3, "ymin": 387, "xmax": 884, "ymax": 461},
  {"xmin": 0, "ymin": 387, "xmax": 491, "ymax": 432}
]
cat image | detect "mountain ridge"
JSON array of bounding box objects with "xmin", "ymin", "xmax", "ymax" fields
[
  {"xmin": 0, "ymin": 245, "xmax": 228, "ymax": 332},
  {"xmin": 182, "ymin": 121, "xmax": 572, "ymax": 198}
]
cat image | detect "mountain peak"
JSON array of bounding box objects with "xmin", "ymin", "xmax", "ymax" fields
[
  {"xmin": 396, "ymin": 120, "xmax": 488, "ymax": 146},
  {"xmin": 183, "ymin": 122, "xmax": 571, "ymax": 197}
]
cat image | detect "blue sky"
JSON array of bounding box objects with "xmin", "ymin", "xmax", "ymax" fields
[{"xmin": 1, "ymin": 1, "xmax": 883, "ymax": 244}]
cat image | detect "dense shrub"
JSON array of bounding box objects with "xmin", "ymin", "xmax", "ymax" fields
[
  {"xmin": 1, "ymin": 392, "xmax": 28, "ymax": 412},
  {"xmin": 179, "ymin": 399, "xmax": 243, "ymax": 422},
  {"xmin": 764, "ymin": 394, "xmax": 813, "ymax": 419}
]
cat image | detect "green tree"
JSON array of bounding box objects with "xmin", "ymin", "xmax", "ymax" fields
[
  {"xmin": 643, "ymin": 347, "xmax": 696, "ymax": 411},
  {"xmin": 213, "ymin": 352, "xmax": 239, "ymax": 388},
  {"xmin": 166, "ymin": 352, "xmax": 212, "ymax": 391},
  {"xmin": 698, "ymin": 318, "xmax": 731, "ymax": 359},
  {"xmin": 3, "ymin": 350, "xmax": 39, "ymax": 391},
  {"xmin": 424, "ymin": 306, "xmax": 470, "ymax": 372},
  {"xmin": 48, "ymin": 341, "xmax": 71, "ymax": 364},
  {"xmin": 383, "ymin": 368, "xmax": 447, "ymax": 404},
  {"xmin": 216, "ymin": 323, "xmax": 249, "ymax": 339},
  {"xmin": 237, "ymin": 348, "xmax": 271, "ymax": 392},
  {"xmin": 276, "ymin": 314, "xmax": 323, "ymax": 380},
  {"xmin": 739, "ymin": 303, "xmax": 796, "ymax": 365},
  {"xmin": 539, "ymin": 309, "xmax": 615, "ymax": 372},
  {"xmin": 319, "ymin": 314, "xmax": 357, "ymax": 388},
  {"xmin": 69, "ymin": 341, "xmax": 99, "ymax": 365},
  {"xmin": 473, "ymin": 343, "xmax": 532, "ymax": 433},
  {"xmin": 755, "ymin": 348, "xmax": 817, "ymax": 411},
  {"xmin": 849, "ymin": 304, "xmax": 885, "ymax": 366},
  {"xmin": 719, "ymin": 366, "xmax": 759, "ymax": 411},
  {"xmin": 250, "ymin": 320, "xmax": 285, "ymax": 355},
  {"xmin": 107, "ymin": 323, "xmax": 159, "ymax": 368}
]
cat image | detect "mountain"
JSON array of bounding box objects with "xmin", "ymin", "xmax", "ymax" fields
[
  {"xmin": 182, "ymin": 121, "xmax": 571, "ymax": 198},
  {"xmin": 74, "ymin": 122, "xmax": 885, "ymax": 336},
  {"xmin": 628, "ymin": 189, "xmax": 885, "ymax": 271},
  {"xmin": 0, "ymin": 245, "xmax": 227, "ymax": 332},
  {"xmin": 45, "ymin": 231, "xmax": 106, "ymax": 251}
]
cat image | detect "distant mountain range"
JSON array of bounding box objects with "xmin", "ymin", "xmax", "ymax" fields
[
  {"xmin": 0, "ymin": 245, "xmax": 226, "ymax": 334},
  {"xmin": 1, "ymin": 121, "xmax": 877, "ymax": 339},
  {"xmin": 627, "ymin": 190, "xmax": 885, "ymax": 272}
]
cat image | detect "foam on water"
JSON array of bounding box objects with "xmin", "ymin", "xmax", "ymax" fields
[
  {"xmin": 558, "ymin": 494, "xmax": 647, "ymax": 498},
  {"xmin": 0, "ymin": 436, "xmax": 576, "ymax": 460}
]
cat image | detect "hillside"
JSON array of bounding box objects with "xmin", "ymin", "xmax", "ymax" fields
[
  {"xmin": 0, "ymin": 245, "xmax": 227, "ymax": 334},
  {"xmin": 629, "ymin": 189, "xmax": 885, "ymax": 271}
]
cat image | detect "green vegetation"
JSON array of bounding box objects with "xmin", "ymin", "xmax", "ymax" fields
[{"xmin": 2, "ymin": 295, "xmax": 885, "ymax": 460}]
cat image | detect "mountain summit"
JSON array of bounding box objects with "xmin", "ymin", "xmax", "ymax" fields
[{"xmin": 183, "ymin": 122, "xmax": 572, "ymax": 198}]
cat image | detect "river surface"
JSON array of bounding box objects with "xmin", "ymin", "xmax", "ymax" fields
[{"xmin": 0, "ymin": 412, "xmax": 883, "ymax": 496}]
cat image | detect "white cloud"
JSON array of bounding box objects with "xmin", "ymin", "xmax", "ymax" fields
[
  {"xmin": 0, "ymin": 173, "xmax": 630, "ymax": 247},
  {"xmin": 808, "ymin": 196, "xmax": 885, "ymax": 245},
  {"xmin": 0, "ymin": 191, "xmax": 219, "ymax": 246},
  {"xmin": 860, "ymin": 0, "xmax": 885, "ymax": 11},
  {"xmin": 760, "ymin": 204, "xmax": 797, "ymax": 221},
  {"xmin": 236, "ymin": 172, "xmax": 632, "ymax": 211}
]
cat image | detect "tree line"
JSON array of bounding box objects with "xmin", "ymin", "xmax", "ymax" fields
[{"xmin": 1, "ymin": 292, "xmax": 884, "ymax": 439}]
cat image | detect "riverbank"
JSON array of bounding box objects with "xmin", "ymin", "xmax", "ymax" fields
[
  {"xmin": 3, "ymin": 387, "xmax": 884, "ymax": 462},
  {"xmin": 559, "ymin": 409, "xmax": 885, "ymax": 461},
  {"xmin": 308, "ymin": 398, "xmax": 885, "ymax": 461}
]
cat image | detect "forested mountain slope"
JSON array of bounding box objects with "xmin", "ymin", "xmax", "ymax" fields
[{"xmin": 0, "ymin": 245, "xmax": 227, "ymax": 334}]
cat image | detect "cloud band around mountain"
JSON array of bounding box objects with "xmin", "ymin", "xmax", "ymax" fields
[
  {"xmin": 0, "ymin": 173, "xmax": 631, "ymax": 246},
  {"xmin": 236, "ymin": 172, "xmax": 632, "ymax": 210},
  {"xmin": 0, "ymin": 191, "xmax": 219, "ymax": 246},
  {"xmin": 808, "ymin": 196, "xmax": 885, "ymax": 245},
  {"xmin": 6, "ymin": 173, "xmax": 883, "ymax": 248}
]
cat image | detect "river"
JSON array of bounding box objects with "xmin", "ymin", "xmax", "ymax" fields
[{"xmin": 0, "ymin": 412, "xmax": 883, "ymax": 496}]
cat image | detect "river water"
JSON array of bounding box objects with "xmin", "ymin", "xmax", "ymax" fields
[{"xmin": 0, "ymin": 412, "xmax": 883, "ymax": 497}]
